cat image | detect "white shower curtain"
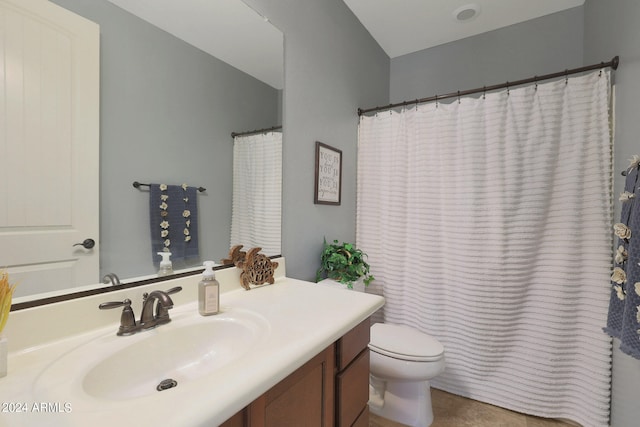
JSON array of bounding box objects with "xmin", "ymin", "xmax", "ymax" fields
[
  {"xmin": 357, "ymin": 70, "xmax": 613, "ymax": 426},
  {"xmin": 230, "ymin": 131, "xmax": 282, "ymax": 255}
]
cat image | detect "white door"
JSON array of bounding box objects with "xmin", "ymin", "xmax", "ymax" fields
[{"xmin": 0, "ymin": 0, "xmax": 99, "ymax": 298}]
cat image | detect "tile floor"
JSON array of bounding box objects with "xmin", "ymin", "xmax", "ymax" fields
[{"xmin": 370, "ymin": 389, "xmax": 578, "ymax": 427}]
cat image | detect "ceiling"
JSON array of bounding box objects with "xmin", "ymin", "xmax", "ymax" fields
[
  {"xmin": 105, "ymin": 0, "xmax": 585, "ymax": 90},
  {"xmin": 343, "ymin": 0, "xmax": 585, "ymax": 58}
]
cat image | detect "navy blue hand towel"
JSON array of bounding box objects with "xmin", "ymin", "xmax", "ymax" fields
[
  {"xmin": 605, "ymin": 161, "xmax": 640, "ymax": 359},
  {"xmin": 149, "ymin": 184, "xmax": 200, "ymax": 269}
]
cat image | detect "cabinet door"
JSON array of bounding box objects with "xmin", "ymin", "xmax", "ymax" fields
[
  {"xmin": 336, "ymin": 349, "xmax": 370, "ymax": 427},
  {"xmin": 249, "ymin": 345, "xmax": 335, "ymax": 427},
  {"xmin": 220, "ymin": 410, "xmax": 246, "ymax": 427}
]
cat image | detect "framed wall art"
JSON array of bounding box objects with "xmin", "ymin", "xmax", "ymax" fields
[{"xmin": 314, "ymin": 141, "xmax": 342, "ymax": 205}]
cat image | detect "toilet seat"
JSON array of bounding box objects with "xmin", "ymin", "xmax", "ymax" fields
[{"xmin": 369, "ymin": 323, "xmax": 444, "ymax": 362}]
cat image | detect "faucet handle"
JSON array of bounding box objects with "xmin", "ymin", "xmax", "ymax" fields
[
  {"xmin": 99, "ymin": 298, "xmax": 137, "ymax": 336},
  {"xmin": 98, "ymin": 299, "xmax": 129, "ymax": 310},
  {"xmin": 142, "ymin": 286, "xmax": 180, "ymax": 300}
]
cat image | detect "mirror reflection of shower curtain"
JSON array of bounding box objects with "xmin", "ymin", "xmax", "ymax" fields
[
  {"xmin": 356, "ymin": 70, "xmax": 613, "ymax": 427},
  {"xmin": 230, "ymin": 131, "xmax": 282, "ymax": 255}
]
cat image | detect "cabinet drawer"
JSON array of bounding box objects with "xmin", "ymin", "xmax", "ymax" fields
[
  {"xmin": 336, "ymin": 318, "xmax": 370, "ymax": 370},
  {"xmin": 336, "ymin": 349, "xmax": 370, "ymax": 427}
]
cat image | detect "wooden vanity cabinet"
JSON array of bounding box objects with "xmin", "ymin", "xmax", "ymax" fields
[
  {"xmin": 221, "ymin": 318, "xmax": 370, "ymax": 427},
  {"xmin": 247, "ymin": 345, "xmax": 335, "ymax": 427},
  {"xmin": 335, "ymin": 318, "xmax": 370, "ymax": 427}
]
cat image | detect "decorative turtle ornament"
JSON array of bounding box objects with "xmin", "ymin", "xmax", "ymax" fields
[
  {"xmin": 237, "ymin": 247, "xmax": 279, "ymax": 290},
  {"xmin": 220, "ymin": 244, "xmax": 246, "ymax": 266}
]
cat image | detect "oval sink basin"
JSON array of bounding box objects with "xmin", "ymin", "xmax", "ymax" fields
[
  {"xmin": 84, "ymin": 319, "xmax": 258, "ymax": 400},
  {"xmin": 34, "ymin": 308, "xmax": 269, "ymax": 401}
]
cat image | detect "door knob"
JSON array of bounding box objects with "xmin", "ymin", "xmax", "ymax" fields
[{"xmin": 73, "ymin": 238, "xmax": 95, "ymax": 249}]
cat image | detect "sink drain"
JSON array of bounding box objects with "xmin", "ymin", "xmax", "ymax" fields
[{"xmin": 157, "ymin": 378, "xmax": 178, "ymax": 392}]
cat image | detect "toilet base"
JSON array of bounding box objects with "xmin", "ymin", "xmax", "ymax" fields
[{"xmin": 368, "ymin": 376, "xmax": 433, "ymax": 427}]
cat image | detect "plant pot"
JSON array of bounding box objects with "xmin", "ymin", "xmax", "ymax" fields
[
  {"xmin": 351, "ymin": 277, "xmax": 366, "ymax": 292},
  {"xmin": 0, "ymin": 336, "xmax": 7, "ymax": 378}
]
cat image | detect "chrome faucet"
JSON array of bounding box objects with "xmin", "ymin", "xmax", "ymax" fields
[{"xmin": 99, "ymin": 286, "xmax": 182, "ymax": 336}]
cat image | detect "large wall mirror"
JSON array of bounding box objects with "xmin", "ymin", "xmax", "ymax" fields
[{"xmin": 7, "ymin": 0, "xmax": 283, "ymax": 306}]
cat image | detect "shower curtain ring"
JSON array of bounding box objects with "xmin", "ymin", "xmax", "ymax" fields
[
  {"xmin": 435, "ymin": 94, "xmax": 438, "ymax": 108},
  {"xmin": 483, "ymin": 86, "xmax": 486, "ymax": 100},
  {"xmin": 457, "ymin": 90, "xmax": 461, "ymax": 104}
]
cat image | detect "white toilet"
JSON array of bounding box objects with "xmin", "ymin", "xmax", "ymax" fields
[{"xmin": 368, "ymin": 323, "xmax": 445, "ymax": 427}]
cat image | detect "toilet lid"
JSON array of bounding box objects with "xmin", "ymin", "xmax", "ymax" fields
[{"xmin": 369, "ymin": 323, "xmax": 444, "ymax": 362}]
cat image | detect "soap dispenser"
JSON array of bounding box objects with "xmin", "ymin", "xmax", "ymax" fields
[
  {"xmin": 199, "ymin": 261, "xmax": 219, "ymax": 316},
  {"xmin": 157, "ymin": 252, "xmax": 173, "ymax": 277}
]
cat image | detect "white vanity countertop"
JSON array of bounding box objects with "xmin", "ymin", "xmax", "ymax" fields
[{"xmin": 0, "ymin": 276, "xmax": 384, "ymax": 427}]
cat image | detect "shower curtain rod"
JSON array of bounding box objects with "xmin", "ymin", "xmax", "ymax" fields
[
  {"xmin": 357, "ymin": 56, "xmax": 619, "ymax": 116},
  {"xmin": 231, "ymin": 125, "xmax": 282, "ymax": 138}
]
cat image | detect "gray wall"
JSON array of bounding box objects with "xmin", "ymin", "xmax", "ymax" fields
[
  {"xmin": 390, "ymin": 7, "xmax": 584, "ymax": 103},
  {"xmin": 584, "ymin": 2, "xmax": 640, "ymax": 426},
  {"xmin": 243, "ymin": 0, "xmax": 390, "ymax": 281},
  {"xmin": 51, "ymin": 0, "xmax": 280, "ymax": 279}
]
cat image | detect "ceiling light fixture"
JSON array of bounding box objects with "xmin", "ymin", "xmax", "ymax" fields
[{"xmin": 453, "ymin": 4, "xmax": 480, "ymax": 22}]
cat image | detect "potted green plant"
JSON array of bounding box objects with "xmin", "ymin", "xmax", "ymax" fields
[{"xmin": 315, "ymin": 239, "xmax": 374, "ymax": 289}]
